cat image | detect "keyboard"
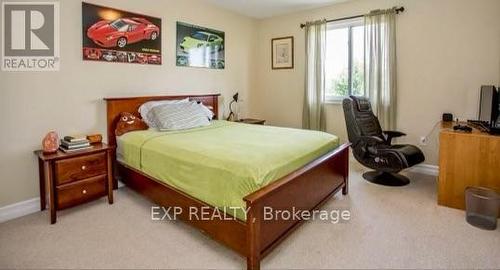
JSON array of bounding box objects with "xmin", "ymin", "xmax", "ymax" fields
[{"xmin": 467, "ymin": 120, "xmax": 500, "ymax": 135}]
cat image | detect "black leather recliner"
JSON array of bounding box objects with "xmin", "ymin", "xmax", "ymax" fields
[{"xmin": 342, "ymin": 96, "xmax": 425, "ymax": 186}]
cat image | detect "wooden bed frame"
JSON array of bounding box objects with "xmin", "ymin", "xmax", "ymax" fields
[{"xmin": 104, "ymin": 94, "xmax": 350, "ymax": 270}]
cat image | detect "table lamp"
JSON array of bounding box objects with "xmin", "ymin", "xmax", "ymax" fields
[{"xmin": 226, "ymin": 92, "xmax": 239, "ymax": 121}]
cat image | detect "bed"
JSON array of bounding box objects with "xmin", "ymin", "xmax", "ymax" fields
[{"xmin": 105, "ymin": 94, "xmax": 350, "ymax": 270}]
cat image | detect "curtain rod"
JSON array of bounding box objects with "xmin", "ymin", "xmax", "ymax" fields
[{"xmin": 299, "ymin": 6, "xmax": 405, "ymax": 29}]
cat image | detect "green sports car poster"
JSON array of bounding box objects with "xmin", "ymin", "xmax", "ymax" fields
[{"xmin": 176, "ymin": 22, "xmax": 225, "ymax": 69}]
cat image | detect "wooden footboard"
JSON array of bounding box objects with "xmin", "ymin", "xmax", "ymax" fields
[
  {"xmin": 105, "ymin": 94, "xmax": 350, "ymax": 270},
  {"xmin": 244, "ymin": 143, "xmax": 349, "ymax": 269}
]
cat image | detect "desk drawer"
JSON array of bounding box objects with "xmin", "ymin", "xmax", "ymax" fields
[
  {"xmin": 55, "ymin": 152, "xmax": 107, "ymax": 185},
  {"xmin": 56, "ymin": 175, "xmax": 106, "ymax": 209}
]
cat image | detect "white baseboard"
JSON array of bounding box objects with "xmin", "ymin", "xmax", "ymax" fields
[
  {"xmin": 0, "ymin": 181, "xmax": 126, "ymax": 224},
  {"xmin": 408, "ymin": 164, "xmax": 439, "ymax": 176},
  {"xmin": 0, "ymin": 197, "xmax": 40, "ymax": 223}
]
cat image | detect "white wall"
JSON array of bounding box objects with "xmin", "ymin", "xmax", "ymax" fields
[
  {"xmin": 0, "ymin": 0, "xmax": 257, "ymax": 207},
  {"xmin": 250, "ymin": 0, "xmax": 500, "ymax": 165}
]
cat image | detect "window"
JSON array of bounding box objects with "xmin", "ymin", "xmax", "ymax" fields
[{"xmin": 325, "ymin": 19, "xmax": 365, "ymax": 101}]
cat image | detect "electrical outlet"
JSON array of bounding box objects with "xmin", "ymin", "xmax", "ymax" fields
[{"xmin": 419, "ymin": 136, "xmax": 427, "ymax": 146}]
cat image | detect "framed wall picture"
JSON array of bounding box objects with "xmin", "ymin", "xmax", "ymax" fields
[
  {"xmin": 176, "ymin": 22, "xmax": 225, "ymax": 69},
  {"xmin": 272, "ymin": 36, "xmax": 294, "ymax": 69},
  {"xmin": 82, "ymin": 2, "xmax": 162, "ymax": 65}
]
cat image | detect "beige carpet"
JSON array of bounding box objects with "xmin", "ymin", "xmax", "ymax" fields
[{"xmin": 1, "ymin": 163, "xmax": 499, "ymax": 269}]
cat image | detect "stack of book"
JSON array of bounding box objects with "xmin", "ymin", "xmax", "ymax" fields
[{"xmin": 60, "ymin": 136, "xmax": 92, "ymax": 153}]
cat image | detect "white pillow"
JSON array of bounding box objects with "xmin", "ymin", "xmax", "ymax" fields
[
  {"xmin": 199, "ymin": 102, "xmax": 215, "ymax": 120},
  {"xmin": 151, "ymin": 102, "xmax": 210, "ymax": 131},
  {"xmin": 139, "ymin": 98, "xmax": 189, "ymax": 127}
]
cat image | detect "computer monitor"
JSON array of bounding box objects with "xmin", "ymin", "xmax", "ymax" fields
[{"xmin": 478, "ymin": 85, "xmax": 499, "ymax": 126}]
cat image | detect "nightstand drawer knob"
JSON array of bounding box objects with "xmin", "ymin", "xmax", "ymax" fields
[
  {"xmin": 81, "ymin": 165, "xmax": 86, "ymax": 170},
  {"xmin": 82, "ymin": 189, "xmax": 87, "ymax": 194}
]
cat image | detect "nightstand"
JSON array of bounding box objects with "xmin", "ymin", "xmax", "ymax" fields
[
  {"xmin": 34, "ymin": 143, "xmax": 114, "ymax": 224},
  {"xmin": 237, "ymin": 118, "xmax": 266, "ymax": 125}
]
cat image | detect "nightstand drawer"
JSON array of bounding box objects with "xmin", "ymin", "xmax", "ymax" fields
[
  {"xmin": 56, "ymin": 175, "xmax": 106, "ymax": 209},
  {"xmin": 54, "ymin": 152, "xmax": 107, "ymax": 185}
]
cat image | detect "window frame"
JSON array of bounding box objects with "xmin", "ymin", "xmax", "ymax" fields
[{"xmin": 324, "ymin": 18, "xmax": 366, "ymax": 103}]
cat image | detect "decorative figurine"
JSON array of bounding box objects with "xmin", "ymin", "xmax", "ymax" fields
[
  {"xmin": 86, "ymin": 134, "xmax": 103, "ymax": 144},
  {"xmin": 115, "ymin": 112, "xmax": 148, "ymax": 136}
]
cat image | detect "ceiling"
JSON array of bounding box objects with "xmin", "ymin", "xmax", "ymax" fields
[{"xmin": 205, "ymin": 0, "xmax": 349, "ymax": 19}]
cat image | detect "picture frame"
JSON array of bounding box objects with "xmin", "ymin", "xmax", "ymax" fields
[
  {"xmin": 82, "ymin": 2, "xmax": 162, "ymax": 65},
  {"xmin": 271, "ymin": 36, "xmax": 294, "ymax": 69},
  {"xmin": 176, "ymin": 22, "xmax": 225, "ymax": 69}
]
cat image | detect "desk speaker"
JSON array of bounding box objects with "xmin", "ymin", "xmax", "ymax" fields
[{"xmin": 443, "ymin": 113, "xmax": 453, "ymax": 122}]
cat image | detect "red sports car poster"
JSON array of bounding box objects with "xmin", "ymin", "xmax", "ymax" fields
[{"xmin": 82, "ymin": 2, "xmax": 161, "ymax": 65}]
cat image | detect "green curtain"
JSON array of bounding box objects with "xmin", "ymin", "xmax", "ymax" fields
[
  {"xmin": 364, "ymin": 9, "xmax": 397, "ymax": 130},
  {"xmin": 302, "ymin": 19, "xmax": 327, "ymax": 131}
]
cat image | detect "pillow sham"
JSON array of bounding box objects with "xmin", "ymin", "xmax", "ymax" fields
[
  {"xmin": 138, "ymin": 98, "xmax": 189, "ymax": 127},
  {"xmin": 150, "ymin": 102, "xmax": 210, "ymax": 131}
]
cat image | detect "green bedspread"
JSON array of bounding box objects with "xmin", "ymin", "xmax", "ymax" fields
[{"xmin": 117, "ymin": 120, "xmax": 339, "ymax": 220}]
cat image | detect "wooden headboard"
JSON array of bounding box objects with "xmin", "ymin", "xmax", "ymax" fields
[{"xmin": 104, "ymin": 94, "xmax": 220, "ymax": 147}]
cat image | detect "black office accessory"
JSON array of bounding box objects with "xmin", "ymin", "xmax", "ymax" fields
[
  {"xmin": 453, "ymin": 124, "xmax": 472, "ymax": 133},
  {"xmin": 342, "ymin": 96, "xmax": 425, "ymax": 187},
  {"xmin": 442, "ymin": 113, "xmax": 453, "ymax": 122},
  {"xmin": 488, "ymin": 127, "xmax": 500, "ymax": 135},
  {"xmin": 467, "ymin": 120, "xmax": 490, "ymax": 132}
]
